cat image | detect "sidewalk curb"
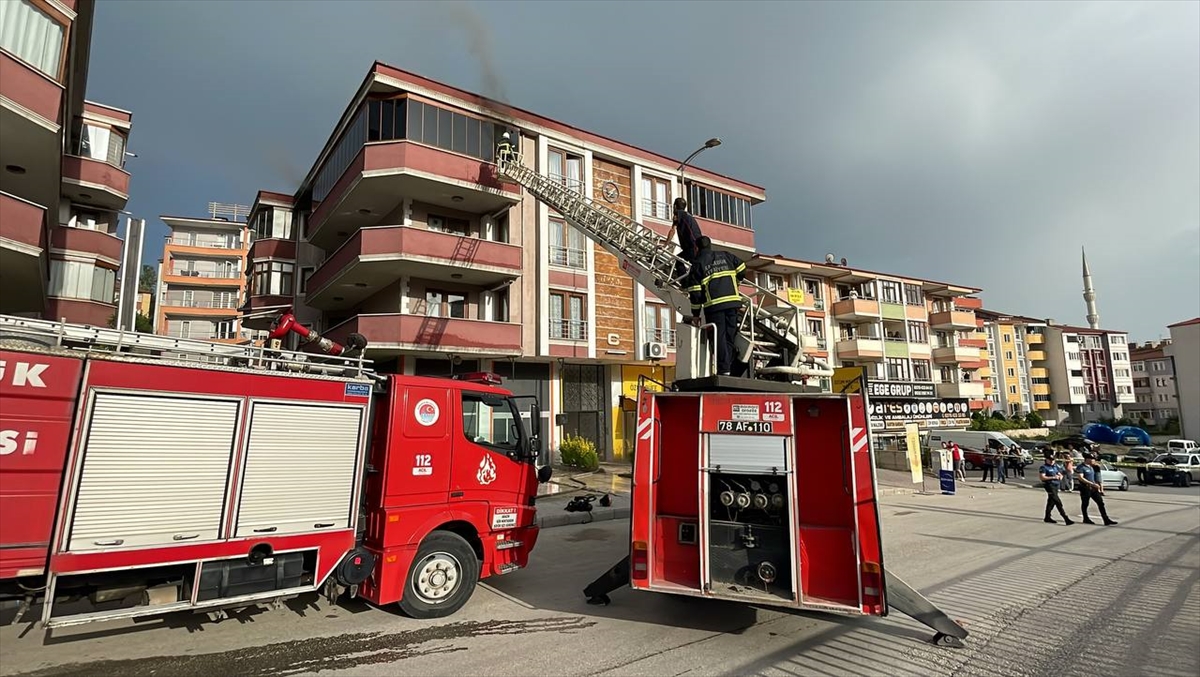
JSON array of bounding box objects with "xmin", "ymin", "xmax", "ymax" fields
[{"xmin": 538, "ymin": 506, "xmax": 631, "ymax": 529}]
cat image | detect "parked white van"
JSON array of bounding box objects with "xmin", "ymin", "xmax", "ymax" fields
[
  {"xmin": 926, "ymin": 430, "xmax": 1031, "ymax": 468},
  {"xmin": 1166, "ymin": 439, "xmax": 1199, "ymax": 454}
]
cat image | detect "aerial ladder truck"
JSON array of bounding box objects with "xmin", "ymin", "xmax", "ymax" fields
[
  {"xmin": 495, "ymin": 134, "xmax": 833, "ymax": 389},
  {"xmin": 494, "ymin": 133, "xmax": 970, "ymax": 648}
]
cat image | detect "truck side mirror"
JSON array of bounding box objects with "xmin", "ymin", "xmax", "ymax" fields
[{"xmin": 529, "ymin": 403, "xmax": 541, "ymax": 439}]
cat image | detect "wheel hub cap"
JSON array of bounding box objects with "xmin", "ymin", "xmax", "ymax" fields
[{"xmin": 415, "ymin": 554, "xmax": 459, "ymax": 603}]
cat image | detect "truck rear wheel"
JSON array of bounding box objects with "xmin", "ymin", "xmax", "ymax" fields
[{"xmin": 398, "ymin": 531, "xmax": 479, "ymax": 619}]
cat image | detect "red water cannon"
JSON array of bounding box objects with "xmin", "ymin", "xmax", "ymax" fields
[{"xmin": 267, "ymin": 311, "xmax": 368, "ymax": 358}]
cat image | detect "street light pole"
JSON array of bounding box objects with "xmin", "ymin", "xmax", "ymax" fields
[{"xmin": 669, "ymin": 137, "xmax": 721, "ymax": 243}]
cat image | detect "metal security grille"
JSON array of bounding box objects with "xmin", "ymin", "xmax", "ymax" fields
[{"xmin": 560, "ymin": 364, "xmax": 607, "ymax": 459}]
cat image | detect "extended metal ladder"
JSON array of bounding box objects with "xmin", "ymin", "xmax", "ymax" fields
[
  {"xmin": 495, "ymin": 146, "xmax": 823, "ymax": 382},
  {"xmin": 0, "ymin": 314, "xmax": 373, "ymax": 379}
]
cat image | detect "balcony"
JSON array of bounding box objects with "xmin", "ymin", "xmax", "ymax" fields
[
  {"xmin": 959, "ymin": 337, "xmax": 987, "ymax": 348},
  {"xmin": 908, "ymin": 342, "xmax": 932, "ymax": 360},
  {"xmin": 1, "ymin": 54, "xmax": 64, "ymax": 210},
  {"xmin": 932, "ymin": 343, "xmax": 982, "ymax": 363},
  {"xmin": 1027, "ymin": 350, "xmax": 1047, "ymax": 362},
  {"xmin": 930, "ymin": 309, "xmax": 977, "ymax": 330},
  {"xmin": 323, "ymin": 313, "xmax": 522, "ymax": 357},
  {"xmin": 248, "ymin": 238, "xmax": 296, "ymax": 262},
  {"xmin": 803, "ymin": 335, "xmax": 828, "ymax": 352},
  {"xmin": 835, "ymin": 336, "xmax": 884, "ymax": 360},
  {"xmin": 695, "ymin": 216, "xmax": 755, "ymax": 252},
  {"xmin": 937, "ymin": 381, "xmax": 986, "ymax": 400},
  {"xmin": 0, "ymin": 192, "xmax": 47, "ymax": 313},
  {"xmin": 307, "ymin": 141, "xmax": 521, "ymax": 251},
  {"xmin": 61, "ymin": 155, "xmax": 131, "ymax": 211},
  {"xmin": 831, "ymin": 296, "xmax": 880, "ymax": 322},
  {"xmin": 307, "ymin": 226, "xmax": 521, "ymax": 311},
  {"xmin": 162, "ymin": 269, "xmax": 243, "ymax": 287},
  {"xmin": 51, "ymin": 225, "xmax": 123, "ymax": 263},
  {"xmin": 45, "ymin": 298, "xmax": 114, "ymax": 327},
  {"xmin": 160, "ymin": 296, "xmax": 241, "ymax": 314},
  {"xmin": 167, "ymin": 237, "xmax": 246, "ymax": 257}
]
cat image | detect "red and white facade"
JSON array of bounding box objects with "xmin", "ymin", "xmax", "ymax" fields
[
  {"xmin": 0, "ymin": 0, "xmax": 134, "ymax": 326},
  {"xmin": 242, "ymin": 62, "xmax": 765, "ymax": 462}
]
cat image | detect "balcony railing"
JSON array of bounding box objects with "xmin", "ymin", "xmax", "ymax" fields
[
  {"xmin": 161, "ymin": 296, "xmax": 240, "ymax": 309},
  {"xmin": 168, "ymin": 237, "xmax": 243, "ymax": 250},
  {"xmin": 641, "ymin": 198, "xmax": 671, "ymax": 221},
  {"xmin": 168, "ymin": 269, "xmax": 242, "ymax": 279},
  {"xmin": 645, "ymin": 327, "xmax": 677, "ymax": 347},
  {"xmin": 549, "ymin": 246, "xmax": 586, "ymax": 269},
  {"xmin": 165, "ymin": 330, "xmax": 254, "ymax": 340},
  {"xmin": 550, "ymin": 318, "xmax": 588, "ymax": 341}
]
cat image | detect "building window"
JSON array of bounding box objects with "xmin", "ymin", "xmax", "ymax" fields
[
  {"xmin": 803, "ymin": 278, "xmax": 823, "ymax": 302},
  {"xmin": 250, "ymin": 207, "xmax": 293, "ymax": 241},
  {"xmin": 548, "ymin": 147, "xmax": 585, "ymax": 192},
  {"xmin": 78, "ymin": 124, "xmax": 128, "ymax": 167},
  {"xmin": 0, "ymin": 0, "xmax": 65, "ymax": 80},
  {"xmin": 1005, "ymin": 351, "xmax": 1014, "ymax": 360},
  {"xmin": 907, "ymin": 321, "xmax": 928, "ymax": 344},
  {"xmin": 488, "ymin": 287, "xmax": 510, "ymax": 322},
  {"xmin": 886, "ymin": 357, "xmax": 910, "ymax": 380},
  {"xmin": 645, "ymin": 304, "xmax": 676, "ymax": 347},
  {"xmin": 49, "ymin": 260, "xmax": 115, "ymax": 303},
  {"xmin": 880, "ymin": 281, "xmax": 902, "ymax": 304},
  {"xmin": 251, "ymin": 261, "xmax": 294, "ymax": 296},
  {"xmin": 428, "ymin": 215, "xmax": 470, "ymax": 236},
  {"xmin": 1007, "ymin": 368, "xmax": 1016, "ymax": 377},
  {"xmin": 903, "ymin": 283, "xmax": 923, "ymax": 306},
  {"xmin": 1009, "ymin": 385, "xmax": 1018, "ymax": 395},
  {"xmin": 425, "ymin": 290, "xmax": 467, "ymax": 318},
  {"xmin": 940, "ymin": 365, "xmax": 957, "ymax": 383},
  {"xmin": 550, "ymin": 292, "xmax": 587, "ymax": 340},
  {"xmin": 549, "ymin": 217, "xmax": 586, "ymax": 269},
  {"xmin": 913, "ymin": 359, "xmax": 931, "ymax": 381},
  {"xmin": 688, "ymin": 183, "xmax": 752, "ymax": 229},
  {"xmin": 641, "ymin": 175, "xmax": 671, "ymax": 221},
  {"xmin": 807, "ymin": 318, "xmax": 824, "ymax": 336},
  {"xmin": 298, "ymin": 266, "xmax": 314, "ymax": 294}
]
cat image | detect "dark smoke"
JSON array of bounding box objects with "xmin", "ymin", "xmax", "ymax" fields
[{"xmin": 442, "ymin": 2, "xmax": 509, "ymax": 103}]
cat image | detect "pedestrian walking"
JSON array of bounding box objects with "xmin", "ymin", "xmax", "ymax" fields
[
  {"xmin": 952, "ymin": 442, "xmax": 966, "ymax": 481},
  {"xmin": 1076, "ymin": 453, "xmax": 1118, "ymax": 526},
  {"xmin": 1038, "ymin": 451, "xmax": 1073, "ymax": 525}
]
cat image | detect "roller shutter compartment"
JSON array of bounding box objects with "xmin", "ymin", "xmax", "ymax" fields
[
  {"xmin": 68, "ymin": 393, "xmax": 240, "ymax": 552},
  {"xmin": 235, "ymin": 402, "xmax": 365, "ymax": 537}
]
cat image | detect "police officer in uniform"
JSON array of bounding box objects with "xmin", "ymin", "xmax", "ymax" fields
[
  {"xmin": 685, "ymin": 236, "xmax": 747, "ymax": 376},
  {"xmin": 1038, "ymin": 450, "xmax": 1073, "ymax": 525},
  {"xmin": 1077, "ymin": 453, "xmax": 1118, "ymax": 526}
]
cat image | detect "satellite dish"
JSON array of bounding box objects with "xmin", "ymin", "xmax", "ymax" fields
[
  {"xmin": 825, "ymin": 253, "xmax": 835, "ymax": 264},
  {"xmin": 840, "ymin": 257, "xmax": 848, "ymax": 266}
]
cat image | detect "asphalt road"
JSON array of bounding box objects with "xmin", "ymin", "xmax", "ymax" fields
[{"xmin": 2, "ymin": 482, "xmax": 1196, "ymax": 677}]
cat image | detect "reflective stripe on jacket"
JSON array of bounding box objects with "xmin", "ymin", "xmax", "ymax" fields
[{"xmin": 685, "ymin": 249, "xmax": 746, "ymax": 315}]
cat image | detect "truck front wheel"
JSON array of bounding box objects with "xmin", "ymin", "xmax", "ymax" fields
[{"xmin": 398, "ymin": 531, "xmax": 479, "ymax": 619}]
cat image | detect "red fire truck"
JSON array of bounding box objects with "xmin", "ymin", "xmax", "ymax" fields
[{"xmin": 0, "ymin": 313, "xmax": 549, "ymax": 628}]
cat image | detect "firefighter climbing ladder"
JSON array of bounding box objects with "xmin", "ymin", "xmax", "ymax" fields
[
  {"xmin": 0, "ymin": 314, "xmax": 373, "ymax": 379},
  {"xmin": 495, "ymin": 146, "xmax": 823, "ymax": 381}
]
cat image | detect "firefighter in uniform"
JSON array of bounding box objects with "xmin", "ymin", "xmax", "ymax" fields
[{"xmin": 685, "ymin": 236, "xmax": 747, "ymax": 376}]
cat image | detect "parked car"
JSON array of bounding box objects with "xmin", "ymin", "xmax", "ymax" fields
[
  {"xmin": 1144, "ymin": 453, "xmax": 1200, "ymax": 487},
  {"xmin": 1119, "ymin": 446, "xmax": 1159, "ymax": 465},
  {"xmin": 1166, "ymin": 439, "xmax": 1199, "ymax": 455},
  {"xmin": 927, "ymin": 430, "xmax": 1031, "ymax": 468},
  {"xmin": 1095, "ymin": 461, "xmax": 1131, "ymax": 491}
]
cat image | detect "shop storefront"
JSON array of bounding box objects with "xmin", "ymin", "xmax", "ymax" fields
[
  {"xmin": 614, "ymin": 364, "xmax": 675, "ymax": 461},
  {"xmin": 864, "ymin": 380, "xmax": 972, "ymax": 452}
]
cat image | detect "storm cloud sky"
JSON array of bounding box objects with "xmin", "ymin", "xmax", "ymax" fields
[{"xmin": 87, "ymin": 0, "xmax": 1199, "ymax": 340}]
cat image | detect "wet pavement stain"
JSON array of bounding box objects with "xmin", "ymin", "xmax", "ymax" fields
[{"xmin": 12, "ymin": 617, "xmax": 596, "ymax": 677}]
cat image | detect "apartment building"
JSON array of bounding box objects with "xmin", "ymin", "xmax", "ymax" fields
[
  {"xmin": 746, "ymin": 255, "xmax": 983, "ymax": 449},
  {"xmin": 1043, "ymin": 324, "xmax": 1135, "ymax": 425},
  {"xmin": 1167, "ymin": 318, "xmax": 1200, "ymax": 440},
  {"xmin": 239, "ymin": 62, "xmax": 764, "ymax": 462},
  {"xmin": 977, "ymin": 310, "xmax": 1053, "ymax": 420},
  {"xmin": 154, "ymin": 203, "xmax": 251, "ymax": 342},
  {"xmin": 1, "ymin": 0, "xmax": 135, "ymax": 326},
  {"xmin": 1127, "ymin": 340, "xmax": 1179, "ymax": 427}
]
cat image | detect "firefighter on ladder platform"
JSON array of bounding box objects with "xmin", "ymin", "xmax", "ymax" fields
[{"xmin": 686, "ymin": 236, "xmax": 748, "ymax": 377}]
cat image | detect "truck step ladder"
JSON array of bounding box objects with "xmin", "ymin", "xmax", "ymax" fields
[
  {"xmin": 495, "ymin": 146, "xmax": 819, "ymax": 382},
  {"xmin": 0, "ymin": 314, "xmax": 373, "ymax": 379},
  {"xmin": 582, "ymin": 558, "xmax": 970, "ymax": 647}
]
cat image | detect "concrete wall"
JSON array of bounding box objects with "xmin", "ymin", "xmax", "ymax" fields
[{"xmin": 1168, "ymin": 321, "xmax": 1200, "ymax": 440}]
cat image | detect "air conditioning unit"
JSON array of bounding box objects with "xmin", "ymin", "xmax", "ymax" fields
[{"xmin": 644, "ymin": 341, "xmax": 668, "ymax": 360}]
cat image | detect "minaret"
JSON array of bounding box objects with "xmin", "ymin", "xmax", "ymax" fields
[{"xmin": 1082, "ymin": 246, "xmax": 1099, "ymax": 329}]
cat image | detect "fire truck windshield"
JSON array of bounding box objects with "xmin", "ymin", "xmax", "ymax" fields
[{"xmin": 461, "ymin": 392, "xmax": 529, "ymax": 460}]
